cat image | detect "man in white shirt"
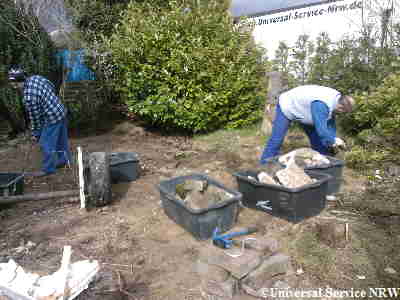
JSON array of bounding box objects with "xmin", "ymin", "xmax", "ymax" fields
[{"xmin": 260, "ymin": 85, "xmax": 355, "ymax": 164}]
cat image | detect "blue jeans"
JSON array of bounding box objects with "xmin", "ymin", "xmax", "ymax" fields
[
  {"xmin": 259, "ymin": 104, "xmax": 333, "ymax": 164},
  {"xmin": 38, "ymin": 118, "xmax": 71, "ymax": 174},
  {"xmin": 260, "ymin": 104, "xmax": 291, "ymax": 164}
]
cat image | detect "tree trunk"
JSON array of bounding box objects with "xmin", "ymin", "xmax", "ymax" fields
[{"xmin": 261, "ymin": 72, "xmax": 286, "ymax": 136}]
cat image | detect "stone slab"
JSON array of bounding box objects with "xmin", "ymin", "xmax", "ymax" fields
[
  {"xmin": 199, "ymin": 242, "xmax": 263, "ymax": 279},
  {"xmin": 242, "ymin": 253, "xmax": 291, "ymax": 291}
]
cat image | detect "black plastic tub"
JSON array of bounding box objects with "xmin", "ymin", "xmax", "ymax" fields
[
  {"xmin": 109, "ymin": 152, "xmax": 140, "ymax": 183},
  {"xmin": 157, "ymin": 173, "xmax": 242, "ymax": 240},
  {"xmin": 303, "ymin": 156, "xmax": 344, "ymax": 195},
  {"xmin": 0, "ymin": 173, "xmax": 24, "ymax": 197},
  {"xmin": 268, "ymin": 155, "xmax": 344, "ymax": 195},
  {"xmin": 233, "ymin": 170, "xmax": 331, "ymax": 223}
]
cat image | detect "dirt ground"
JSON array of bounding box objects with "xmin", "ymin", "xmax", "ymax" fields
[{"xmin": 0, "ymin": 119, "xmax": 399, "ymax": 300}]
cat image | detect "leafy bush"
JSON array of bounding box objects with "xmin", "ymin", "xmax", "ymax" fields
[
  {"xmin": 106, "ymin": 0, "xmax": 267, "ymax": 132},
  {"xmin": 342, "ymin": 73, "xmax": 400, "ymax": 167},
  {"xmin": 0, "ymin": 1, "xmax": 60, "ymax": 132},
  {"xmin": 64, "ymin": 0, "xmax": 132, "ymax": 121},
  {"xmin": 0, "ymin": 2, "xmax": 60, "ymax": 85},
  {"xmin": 273, "ymin": 29, "xmax": 400, "ymax": 95},
  {"xmin": 343, "ymin": 73, "xmax": 400, "ymax": 142},
  {"xmin": 65, "ymin": 0, "xmax": 163, "ymax": 81},
  {"xmin": 65, "ymin": 0, "xmax": 130, "ymax": 44},
  {"xmin": 344, "ymin": 144, "xmax": 393, "ymax": 169}
]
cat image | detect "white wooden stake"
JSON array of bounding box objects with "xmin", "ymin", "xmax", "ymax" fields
[{"xmin": 77, "ymin": 146, "xmax": 86, "ymax": 209}]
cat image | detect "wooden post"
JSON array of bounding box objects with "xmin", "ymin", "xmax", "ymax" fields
[{"xmin": 261, "ymin": 72, "xmax": 286, "ymax": 136}]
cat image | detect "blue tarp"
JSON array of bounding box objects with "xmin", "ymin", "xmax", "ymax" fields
[{"xmin": 56, "ymin": 49, "xmax": 96, "ymax": 82}]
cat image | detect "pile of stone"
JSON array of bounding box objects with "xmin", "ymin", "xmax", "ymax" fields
[
  {"xmin": 250, "ymin": 148, "xmax": 330, "ymax": 189},
  {"xmin": 278, "ymin": 148, "xmax": 331, "ymax": 168},
  {"xmin": 175, "ymin": 180, "xmax": 233, "ymax": 210},
  {"xmin": 197, "ymin": 232, "xmax": 293, "ymax": 299},
  {"xmin": 250, "ymin": 161, "xmax": 317, "ymax": 189}
]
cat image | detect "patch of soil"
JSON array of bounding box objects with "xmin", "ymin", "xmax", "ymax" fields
[{"xmin": 0, "ymin": 119, "xmax": 398, "ymax": 299}]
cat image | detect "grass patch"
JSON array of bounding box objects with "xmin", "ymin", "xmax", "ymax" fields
[
  {"xmin": 350, "ymin": 222, "xmax": 400, "ymax": 288},
  {"xmin": 287, "ymin": 222, "xmax": 397, "ymax": 289},
  {"xmin": 289, "ymin": 229, "xmax": 337, "ymax": 282},
  {"xmin": 193, "ymin": 122, "xmax": 265, "ymax": 152},
  {"xmin": 193, "ymin": 122, "xmax": 310, "ymax": 154},
  {"xmin": 348, "ymin": 177, "xmax": 400, "ymax": 216}
]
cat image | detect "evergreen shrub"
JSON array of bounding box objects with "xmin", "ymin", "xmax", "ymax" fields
[
  {"xmin": 0, "ymin": 1, "xmax": 60, "ymax": 129},
  {"xmin": 343, "ymin": 72, "xmax": 400, "ymax": 143},
  {"xmin": 107, "ymin": 0, "xmax": 267, "ymax": 132},
  {"xmin": 342, "ymin": 73, "xmax": 400, "ymax": 167}
]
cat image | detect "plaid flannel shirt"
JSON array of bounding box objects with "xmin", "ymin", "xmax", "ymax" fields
[{"xmin": 23, "ymin": 75, "xmax": 66, "ymax": 133}]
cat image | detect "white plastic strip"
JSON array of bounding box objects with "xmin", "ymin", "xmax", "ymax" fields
[
  {"xmin": 224, "ymin": 238, "xmax": 258, "ymax": 258},
  {"xmin": 59, "ymin": 245, "xmax": 72, "ymax": 300},
  {"xmin": 77, "ymin": 147, "xmax": 86, "ymax": 209}
]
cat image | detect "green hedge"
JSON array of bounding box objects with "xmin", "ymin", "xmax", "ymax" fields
[
  {"xmin": 343, "ymin": 72, "xmax": 400, "ymax": 167},
  {"xmin": 0, "ymin": 2, "xmax": 60, "ymax": 84},
  {"xmin": 343, "ymin": 72, "xmax": 400, "ymax": 143},
  {"xmin": 106, "ymin": 0, "xmax": 268, "ymax": 132},
  {"xmin": 0, "ymin": 1, "xmax": 60, "ymax": 129}
]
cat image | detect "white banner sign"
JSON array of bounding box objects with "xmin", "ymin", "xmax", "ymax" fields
[{"xmin": 248, "ymin": 0, "xmax": 366, "ymax": 58}]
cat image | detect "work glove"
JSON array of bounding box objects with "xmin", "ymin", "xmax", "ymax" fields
[{"xmin": 332, "ymin": 137, "xmax": 346, "ymax": 150}]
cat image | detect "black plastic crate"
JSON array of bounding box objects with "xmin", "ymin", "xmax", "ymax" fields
[
  {"xmin": 303, "ymin": 156, "xmax": 344, "ymax": 195},
  {"xmin": 268, "ymin": 155, "xmax": 344, "ymax": 195},
  {"xmin": 157, "ymin": 173, "xmax": 242, "ymax": 240},
  {"xmin": 233, "ymin": 170, "xmax": 331, "ymax": 223},
  {"xmin": 109, "ymin": 152, "xmax": 140, "ymax": 183},
  {"xmin": 0, "ymin": 173, "xmax": 24, "ymax": 197}
]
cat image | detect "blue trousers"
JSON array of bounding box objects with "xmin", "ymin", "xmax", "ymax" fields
[
  {"xmin": 259, "ymin": 104, "xmax": 332, "ymax": 165},
  {"xmin": 38, "ymin": 118, "xmax": 71, "ymax": 174}
]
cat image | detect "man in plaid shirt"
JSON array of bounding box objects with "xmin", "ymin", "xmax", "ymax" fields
[{"xmin": 9, "ymin": 66, "xmax": 71, "ymax": 177}]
